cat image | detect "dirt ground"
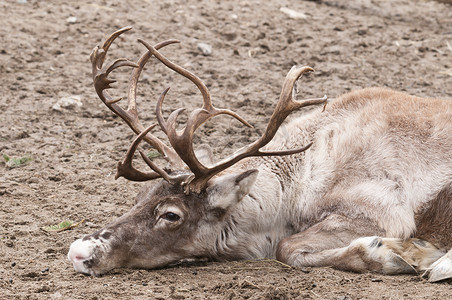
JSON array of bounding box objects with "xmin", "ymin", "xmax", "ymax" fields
[{"xmin": 1, "ymin": 0, "xmax": 452, "ymax": 299}]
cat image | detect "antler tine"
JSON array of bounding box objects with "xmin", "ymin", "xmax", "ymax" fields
[
  {"xmin": 116, "ymin": 124, "xmax": 163, "ymax": 181},
  {"xmin": 253, "ymin": 66, "xmax": 327, "ymax": 151},
  {"xmin": 91, "ymin": 27, "xmax": 185, "ymax": 169},
  {"xmin": 90, "ymin": 27, "xmax": 138, "ymax": 104},
  {"xmin": 116, "ymin": 123, "xmax": 185, "ymax": 183},
  {"xmin": 90, "ymin": 26, "xmax": 133, "ymax": 70},
  {"xmin": 155, "ymin": 87, "xmax": 171, "ymax": 134}
]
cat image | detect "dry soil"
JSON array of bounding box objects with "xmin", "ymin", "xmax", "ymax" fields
[{"xmin": 1, "ymin": 0, "xmax": 452, "ymax": 299}]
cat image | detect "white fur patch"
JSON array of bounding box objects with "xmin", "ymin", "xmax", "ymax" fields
[
  {"xmin": 67, "ymin": 235, "xmax": 111, "ymax": 275},
  {"xmin": 67, "ymin": 239, "xmax": 96, "ymax": 275}
]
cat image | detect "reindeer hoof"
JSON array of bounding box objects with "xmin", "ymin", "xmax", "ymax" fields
[
  {"xmin": 351, "ymin": 237, "xmax": 417, "ymax": 274},
  {"xmin": 426, "ymin": 255, "xmax": 452, "ymax": 282}
]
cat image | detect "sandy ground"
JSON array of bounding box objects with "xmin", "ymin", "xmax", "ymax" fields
[{"xmin": 1, "ymin": 0, "xmax": 452, "ymax": 299}]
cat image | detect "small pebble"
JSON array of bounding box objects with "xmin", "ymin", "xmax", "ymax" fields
[
  {"xmin": 52, "ymin": 95, "xmax": 83, "ymax": 111},
  {"xmin": 41, "ymin": 267, "xmax": 50, "ymax": 273},
  {"xmin": 280, "ymin": 7, "xmax": 308, "ymax": 20},
  {"xmin": 11, "ymin": 262, "xmax": 16, "ymax": 267},
  {"xmin": 197, "ymin": 43, "xmax": 212, "ymax": 56},
  {"xmin": 36, "ymin": 285, "xmax": 50, "ymax": 293},
  {"xmin": 67, "ymin": 16, "xmax": 77, "ymax": 24}
]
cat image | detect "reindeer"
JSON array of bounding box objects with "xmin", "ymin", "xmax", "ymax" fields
[{"xmin": 68, "ymin": 27, "xmax": 452, "ymax": 282}]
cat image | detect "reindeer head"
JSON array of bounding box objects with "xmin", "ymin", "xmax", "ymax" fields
[{"xmin": 67, "ymin": 27, "xmax": 326, "ymax": 276}]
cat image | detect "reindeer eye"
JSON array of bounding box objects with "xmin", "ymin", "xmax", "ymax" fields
[{"xmin": 161, "ymin": 212, "xmax": 180, "ymax": 222}]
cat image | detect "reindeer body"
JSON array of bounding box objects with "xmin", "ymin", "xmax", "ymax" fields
[
  {"xmin": 68, "ymin": 28, "xmax": 452, "ymax": 282},
  {"xmin": 195, "ymin": 87, "xmax": 452, "ymax": 264}
]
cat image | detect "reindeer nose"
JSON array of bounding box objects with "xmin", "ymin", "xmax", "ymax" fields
[
  {"xmin": 67, "ymin": 239, "xmax": 95, "ymax": 275},
  {"xmin": 68, "ymin": 239, "xmax": 88, "ymax": 261}
]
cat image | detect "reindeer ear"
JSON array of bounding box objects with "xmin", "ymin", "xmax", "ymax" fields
[
  {"xmin": 195, "ymin": 145, "xmax": 215, "ymax": 167},
  {"xmin": 206, "ymin": 169, "xmax": 259, "ymax": 210}
]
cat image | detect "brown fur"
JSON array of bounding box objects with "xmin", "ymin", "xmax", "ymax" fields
[{"xmin": 415, "ymin": 183, "xmax": 452, "ymax": 249}]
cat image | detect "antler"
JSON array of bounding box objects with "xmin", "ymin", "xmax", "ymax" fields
[
  {"xmin": 139, "ymin": 42, "xmax": 327, "ymax": 193},
  {"xmin": 90, "ymin": 26, "xmax": 185, "ymax": 181},
  {"xmin": 92, "ymin": 27, "xmax": 327, "ymax": 194}
]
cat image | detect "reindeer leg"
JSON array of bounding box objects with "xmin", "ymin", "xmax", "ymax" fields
[{"xmin": 276, "ymin": 214, "xmax": 442, "ymax": 274}]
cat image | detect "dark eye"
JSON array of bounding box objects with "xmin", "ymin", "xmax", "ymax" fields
[{"xmin": 161, "ymin": 212, "xmax": 180, "ymax": 222}]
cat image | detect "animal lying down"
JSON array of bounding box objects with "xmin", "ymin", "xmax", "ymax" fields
[{"xmin": 68, "ymin": 27, "xmax": 452, "ymax": 282}]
